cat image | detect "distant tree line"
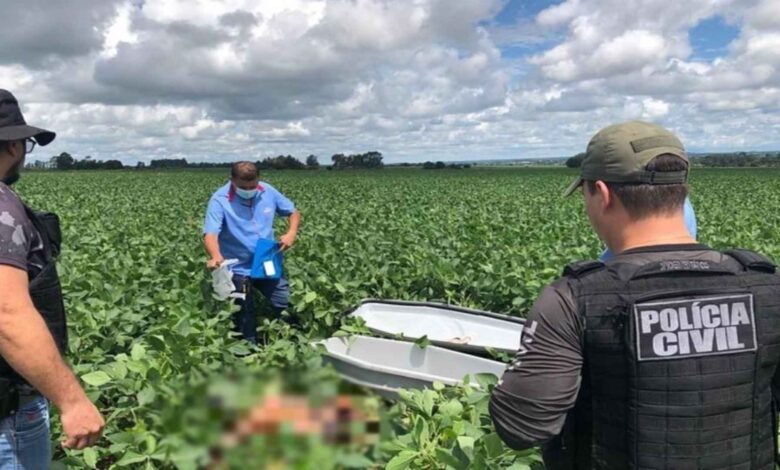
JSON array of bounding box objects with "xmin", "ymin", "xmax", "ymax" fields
[
  {"xmin": 691, "ymin": 152, "xmax": 780, "ymax": 167},
  {"xmin": 144, "ymin": 155, "xmax": 321, "ymax": 171},
  {"xmin": 36, "ymin": 152, "xmax": 388, "ymax": 171},
  {"xmin": 330, "ymin": 151, "xmax": 383, "ymax": 169},
  {"xmin": 147, "ymin": 158, "xmax": 188, "ymax": 169},
  {"xmin": 422, "ymin": 161, "xmax": 471, "ymax": 170},
  {"xmin": 42, "ymin": 153, "xmax": 125, "ymax": 170},
  {"xmin": 257, "ymin": 155, "xmax": 306, "ymax": 170},
  {"xmin": 564, "ymin": 151, "xmax": 780, "ymax": 168}
]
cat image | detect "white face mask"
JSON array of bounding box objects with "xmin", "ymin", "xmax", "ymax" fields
[{"xmin": 235, "ymin": 186, "xmax": 258, "ymax": 199}]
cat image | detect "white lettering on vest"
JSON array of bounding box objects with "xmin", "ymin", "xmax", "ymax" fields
[
  {"xmin": 731, "ymin": 302, "xmax": 750, "ymax": 326},
  {"xmin": 727, "ymin": 326, "xmax": 745, "ymax": 349},
  {"xmin": 689, "ymin": 328, "xmax": 714, "ymax": 352},
  {"xmin": 679, "ymin": 307, "xmax": 694, "ymax": 330},
  {"xmin": 653, "ymin": 332, "xmax": 678, "ymax": 356},
  {"xmin": 640, "ymin": 310, "xmax": 659, "ymax": 334},
  {"xmin": 660, "ymin": 308, "xmax": 679, "ymax": 331},
  {"xmin": 676, "ymin": 331, "xmax": 691, "ymax": 354},
  {"xmin": 635, "ymin": 294, "xmax": 756, "ymax": 361}
]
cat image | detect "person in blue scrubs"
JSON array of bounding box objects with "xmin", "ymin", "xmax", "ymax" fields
[
  {"xmin": 601, "ymin": 196, "xmax": 697, "ymax": 261},
  {"xmin": 203, "ymin": 162, "xmax": 301, "ymax": 343}
]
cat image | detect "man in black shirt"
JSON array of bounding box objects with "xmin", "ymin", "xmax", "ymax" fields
[
  {"xmin": 489, "ymin": 121, "xmax": 780, "ymax": 469},
  {"xmin": 0, "ymin": 90, "xmax": 104, "ymax": 467}
]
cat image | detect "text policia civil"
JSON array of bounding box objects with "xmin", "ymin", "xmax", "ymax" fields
[{"xmin": 634, "ymin": 294, "xmax": 757, "ymax": 361}]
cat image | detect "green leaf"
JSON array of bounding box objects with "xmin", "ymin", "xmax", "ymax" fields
[
  {"xmin": 457, "ymin": 436, "xmax": 475, "ymax": 460},
  {"xmin": 506, "ymin": 464, "xmax": 532, "ymax": 470},
  {"xmin": 379, "ymin": 440, "xmax": 409, "ymax": 454},
  {"xmin": 106, "ymin": 432, "xmax": 137, "ymax": 445},
  {"xmin": 115, "ymin": 451, "xmax": 147, "ymax": 466},
  {"xmin": 397, "ymin": 389, "xmax": 419, "ymax": 410},
  {"xmin": 131, "ymin": 343, "xmax": 146, "ymax": 361},
  {"xmin": 435, "ymin": 448, "xmax": 467, "ymax": 470},
  {"xmin": 483, "ymin": 433, "xmax": 505, "ymax": 459},
  {"xmin": 452, "ymin": 419, "xmax": 465, "ymax": 435},
  {"xmin": 303, "ymin": 291, "xmax": 318, "ymax": 303},
  {"xmin": 421, "ymin": 389, "xmax": 437, "ymax": 417},
  {"xmin": 81, "ymin": 371, "xmax": 112, "ymax": 387},
  {"xmin": 337, "ymin": 453, "xmax": 373, "ymax": 468},
  {"xmin": 439, "ymin": 399, "xmax": 464, "ymax": 417},
  {"xmin": 466, "ymin": 391, "xmax": 488, "ymax": 405},
  {"xmin": 412, "ymin": 416, "xmax": 429, "ymax": 446},
  {"xmin": 463, "ymin": 422, "xmax": 485, "ymax": 440},
  {"xmin": 126, "ymin": 360, "xmax": 148, "ymax": 375},
  {"xmin": 137, "ymin": 386, "xmax": 156, "ymax": 406},
  {"xmin": 314, "ymin": 308, "xmax": 329, "ymax": 319},
  {"xmin": 475, "ymin": 373, "xmax": 498, "ymax": 389},
  {"xmin": 83, "ymin": 448, "xmax": 98, "ymax": 468},
  {"xmin": 386, "ymin": 450, "xmax": 417, "ymax": 470},
  {"xmin": 227, "ymin": 342, "xmax": 251, "ymax": 355},
  {"xmin": 414, "ymin": 335, "xmax": 431, "ymax": 349},
  {"xmin": 145, "ymin": 434, "xmax": 157, "ymax": 454}
]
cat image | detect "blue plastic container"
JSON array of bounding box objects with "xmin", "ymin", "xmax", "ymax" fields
[{"xmin": 250, "ymin": 238, "xmax": 284, "ymax": 280}]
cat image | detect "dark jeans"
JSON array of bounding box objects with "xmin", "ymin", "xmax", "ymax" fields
[{"xmin": 232, "ymin": 274, "xmax": 291, "ymax": 343}]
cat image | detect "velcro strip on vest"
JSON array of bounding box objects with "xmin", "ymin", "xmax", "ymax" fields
[
  {"xmin": 725, "ymin": 249, "xmax": 777, "ymax": 273},
  {"xmin": 630, "ymin": 259, "xmax": 736, "ymax": 279}
]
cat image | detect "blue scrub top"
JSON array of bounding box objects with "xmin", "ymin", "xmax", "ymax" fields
[
  {"xmin": 600, "ymin": 196, "xmax": 697, "ymax": 262},
  {"xmin": 203, "ymin": 182, "xmax": 295, "ymax": 276}
]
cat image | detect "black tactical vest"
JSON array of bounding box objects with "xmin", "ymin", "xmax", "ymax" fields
[
  {"xmin": 0, "ymin": 206, "xmax": 68, "ymax": 384},
  {"xmin": 563, "ymin": 249, "xmax": 780, "ymax": 470}
]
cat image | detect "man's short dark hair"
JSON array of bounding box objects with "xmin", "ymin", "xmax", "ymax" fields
[
  {"xmin": 231, "ymin": 161, "xmax": 258, "ymax": 182},
  {"xmin": 0, "ymin": 141, "xmax": 10, "ymax": 153},
  {"xmin": 586, "ymin": 154, "xmax": 688, "ymax": 219}
]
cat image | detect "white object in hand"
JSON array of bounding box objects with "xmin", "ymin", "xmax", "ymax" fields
[{"xmin": 211, "ymin": 259, "xmax": 245, "ymax": 300}]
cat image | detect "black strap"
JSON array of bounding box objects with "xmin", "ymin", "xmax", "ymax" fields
[
  {"xmin": 22, "ymin": 205, "xmax": 59, "ymax": 261},
  {"xmin": 773, "ymin": 396, "xmax": 780, "ymax": 468},
  {"xmin": 724, "ymin": 249, "xmax": 776, "ymax": 273},
  {"xmin": 0, "ymin": 378, "xmax": 19, "ymax": 420},
  {"xmin": 563, "ymin": 260, "xmax": 604, "ymax": 278}
]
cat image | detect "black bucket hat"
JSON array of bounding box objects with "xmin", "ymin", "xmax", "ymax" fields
[{"xmin": 0, "ymin": 89, "xmax": 56, "ymax": 146}]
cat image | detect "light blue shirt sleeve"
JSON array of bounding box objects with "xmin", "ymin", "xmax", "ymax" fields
[
  {"xmin": 203, "ymin": 198, "xmax": 225, "ymax": 235},
  {"xmin": 272, "ymin": 187, "xmax": 295, "ymax": 217},
  {"xmin": 683, "ymin": 197, "xmax": 697, "ymax": 239},
  {"xmin": 600, "ymin": 196, "xmax": 697, "ymax": 262}
]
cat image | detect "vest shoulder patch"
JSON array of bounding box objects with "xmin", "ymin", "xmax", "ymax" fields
[
  {"xmin": 563, "ymin": 260, "xmax": 605, "ymax": 278},
  {"xmin": 634, "ymin": 293, "xmax": 757, "ymax": 361}
]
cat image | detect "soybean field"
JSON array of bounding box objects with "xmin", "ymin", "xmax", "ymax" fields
[{"xmin": 15, "ymin": 167, "xmax": 780, "ymax": 469}]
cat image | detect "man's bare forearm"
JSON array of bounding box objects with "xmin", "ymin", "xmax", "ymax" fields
[
  {"xmin": 0, "ymin": 297, "xmax": 86, "ymax": 409},
  {"xmin": 204, "ymin": 233, "xmax": 222, "ymax": 260},
  {"xmin": 286, "ymin": 210, "xmax": 301, "ymax": 235}
]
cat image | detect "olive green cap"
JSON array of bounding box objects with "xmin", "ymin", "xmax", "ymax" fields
[{"xmin": 563, "ymin": 120, "xmax": 689, "ymax": 197}]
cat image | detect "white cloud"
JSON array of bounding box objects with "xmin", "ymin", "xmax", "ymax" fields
[
  {"xmin": 3, "ymin": 0, "xmax": 780, "ymax": 164},
  {"xmin": 640, "ymin": 98, "xmax": 670, "ymax": 118},
  {"xmin": 101, "ymin": 2, "xmax": 139, "ymax": 58}
]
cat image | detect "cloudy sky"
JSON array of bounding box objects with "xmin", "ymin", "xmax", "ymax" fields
[{"xmin": 2, "ymin": 0, "xmax": 779, "ymax": 164}]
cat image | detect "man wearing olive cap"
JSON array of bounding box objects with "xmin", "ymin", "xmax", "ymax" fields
[
  {"xmin": 0, "ymin": 90, "xmax": 104, "ymax": 466},
  {"xmin": 490, "ymin": 121, "xmax": 780, "ymax": 469}
]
